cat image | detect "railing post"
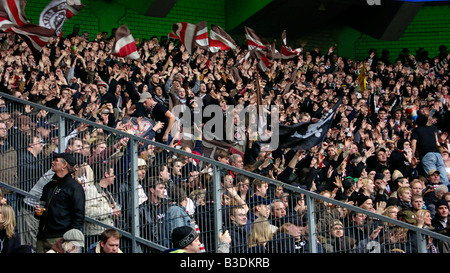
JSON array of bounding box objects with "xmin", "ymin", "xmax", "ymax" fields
[
  {"xmin": 416, "ymin": 230, "xmax": 428, "ymax": 253},
  {"xmin": 57, "ymin": 115, "xmax": 65, "ymax": 152},
  {"xmin": 129, "ymin": 138, "xmax": 139, "ymax": 252},
  {"xmin": 305, "ymin": 194, "xmax": 318, "ymax": 253},
  {"xmin": 212, "ymin": 165, "xmax": 223, "ymax": 253}
]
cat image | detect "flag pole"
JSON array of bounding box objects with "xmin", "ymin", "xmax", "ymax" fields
[{"xmin": 254, "ymin": 69, "xmax": 263, "ymax": 138}]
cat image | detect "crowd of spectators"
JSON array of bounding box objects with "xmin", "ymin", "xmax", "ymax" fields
[{"xmin": 0, "ymin": 26, "xmax": 450, "ymax": 253}]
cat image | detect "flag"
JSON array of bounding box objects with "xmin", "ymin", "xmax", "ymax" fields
[
  {"xmin": 245, "ymin": 26, "xmax": 269, "ymax": 52},
  {"xmin": 254, "ymin": 49, "xmax": 272, "ymax": 72},
  {"xmin": 208, "ymin": 24, "xmax": 236, "ymax": 53},
  {"xmin": 281, "ymin": 30, "xmax": 301, "ymax": 59},
  {"xmin": 65, "ymin": 0, "xmax": 84, "ymax": 20},
  {"xmin": 357, "ymin": 62, "xmax": 367, "ymax": 91},
  {"xmin": 195, "ymin": 21, "xmax": 208, "ymax": 51},
  {"xmin": 39, "ymin": 0, "xmax": 66, "ymax": 37},
  {"xmin": 111, "ymin": 25, "xmax": 140, "ymax": 60},
  {"xmin": 172, "ymin": 21, "xmax": 208, "ymax": 55},
  {"xmin": 0, "ymin": 0, "xmax": 55, "ymax": 58},
  {"xmin": 244, "ymin": 27, "xmax": 280, "ymax": 71},
  {"xmin": 276, "ymin": 94, "xmax": 344, "ymax": 150},
  {"xmin": 168, "ymin": 31, "xmax": 179, "ymax": 40}
]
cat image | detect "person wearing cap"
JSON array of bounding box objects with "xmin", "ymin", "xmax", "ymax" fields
[
  {"xmin": 167, "ymin": 225, "xmax": 230, "ymax": 253},
  {"xmin": 34, "ymin": 152, "xmax": 85, "ymax": 253},
  {"xmin": 19, "ymin": 138, "xmax": 89, "ymax": 249},
  {"xmin": 427, "ymin": 168, "xmax": 443, "ymax": 188},
  {"xmin": 162, "ymin": 186, "xmax": 196, "ymax": 248},
  {"xmin": 411, "ymin": 113, "xmax": 449, "ymax": 187},
  {"xmin": 47, "ymin": 228, "xmax": 84, "ymax": 253},
  {"xmin": 97, "ymin": 79, "xmax": 117, "ymax": 107},
  {"xmin": 136, "ymin": 91, "xmax": 176, "ymax": 144},
  {"xmin": 317, "ymin": 219, "xmax": 356, "ymax": 253},
  {"xmin": 431, "ymin": 199, "xmax": 449, "ymax": 232}
]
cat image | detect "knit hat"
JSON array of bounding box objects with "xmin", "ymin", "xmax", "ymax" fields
[
  {"xmin": 330, "ymin": 219, "xmax": 344, "ymax": 229},
  {"xmin": 374, "ymin": 173, "xmax": 385, "ymax": 181},
  {"xmin": 63, "ymin": 229, "xmax": 85, "ymax": 247},
  {"xmin": 172, "ymin": 226, "xmax": 198, "ymax": 249},
  {"xmin": 356, "ymin": 194, "xmax": 371, "ymax": 207},
  {"xmin": 435, "ymin": 199, "xmax": 449, "ymax": 209},
  {"xmin": 97, "ymin": 80, "xmax": 109, "ymax": 90}
]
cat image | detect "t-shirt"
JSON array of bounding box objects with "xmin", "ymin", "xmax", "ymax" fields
[
  {"xmin": 411, "ymin": 125, "xmax": 440, "ymax": 159},
  {"xmin": 151, "ymin": 103, "xmax": 170, "ymax": 142}
]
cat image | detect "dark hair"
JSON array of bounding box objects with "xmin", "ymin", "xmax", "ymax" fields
[
  {"xmin": 143, "ymin": 176, "xmax": 166, "ymax": 190},
  {"xmin": 93, "ymin": 163, "xmax": 113, "ymax": 182},
  {"xmin": 169, "ymin": 186, "xmax": 187, "ymax": 203},
  {"xmin": 99, "ymin": 228, "xmax": 121, "ymax": 243}
]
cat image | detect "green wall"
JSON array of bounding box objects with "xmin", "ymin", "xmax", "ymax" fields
[
  {"xmin": 25, "ymin": 0, "xmax": 226, "ymax": 41},
  {"xmin": 225, "ymin": 0, "xmax": 273, "ymax": 32},
  {"xmin": 23, "ymin": 1, "xmax": 449, "ymax": 63},
  {"xmin": 353, "ymin": 5, "xmax": 450, "ymax": 63}
]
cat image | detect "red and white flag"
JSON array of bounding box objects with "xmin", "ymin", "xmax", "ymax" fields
[
  {"xmin": 65, "ymin": 0, "xmax": 84, "ymax": 20},
  {"xmin": 195, "ymin": 21, "xmax": 208, "ymax": 52},
  {"xmin": 281, "ymin": 30, "xmax": 301, "ymax": 59},
  {"xmin": 39, "ymin": 0, "xmax": 84, "ymax": 38},
  {"xmin": 168, "ymin": 31, "xmax": 179, "ymax": 40},
  {"xmin": 39, "ymin": 0, "xmax": 66, "ymax": 37},
  {"xmin": 208, "ymin": 24, "xmax": 236, "ymax": 53},
  {"xmin": 111, "ymin": 25, "xmax": 140, "ymax": 60},
  {"xmin": 243, "ymin": 26, "xmax": 277, "ymax": 71},
  {"xmin": 0, "ymin": 0, "xmax": 55, "ymax": 58},
  {"xmin": 245, "ymin": 26, "xmax": 270, "ymax": 52},
  {"xmin": 172, "ymin": 21, "xmax": 208, "ymax": 55},
  {"xmin": 254, "ymin": 49, "xmax": 272, "ymax": 72}
]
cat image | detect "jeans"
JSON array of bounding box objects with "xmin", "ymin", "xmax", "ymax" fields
[{"xmin": 421, "ymin": 152, "xmax": 449, "ymax": 186}]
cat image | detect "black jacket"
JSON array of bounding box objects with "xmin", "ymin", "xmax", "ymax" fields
[
  {"xmin": 36, "ymin": 172, "xmax": 85, "ymax": 239},
  {"xmin": 0, "ymin": 229, "xmax": 21, "ymax": 253}
]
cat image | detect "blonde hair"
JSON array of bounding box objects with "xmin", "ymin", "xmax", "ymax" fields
[
  {"xmin": 0, "ymin": 205, "xmax": 16, "ymax": 238},
  {"xmin": 361, "ymin": 178, "xmax": 374, "ymax": 191},
  {"xmin": 397, "ymin": 186, "xmax": 412, "ymax": 198},
  {"xmin": 247, "ymin": 217, "xmax": 273, "ymax": 248},
  {"xmin": 415, "ymin": 209, "xmax": 430, "ymax": 223}
]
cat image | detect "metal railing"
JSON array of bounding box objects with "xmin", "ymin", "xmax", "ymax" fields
[{"xmin": 1, "ymin": 91, "xmax": 449, "ymax": 253}]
